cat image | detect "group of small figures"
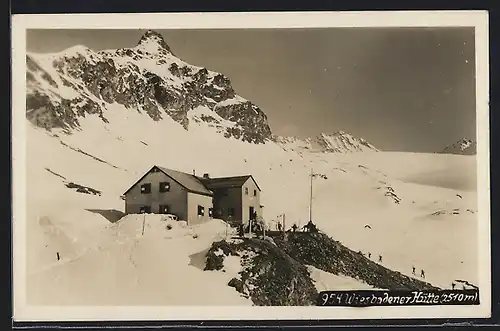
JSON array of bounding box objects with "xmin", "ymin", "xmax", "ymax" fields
[
  {"xmin": 358, "ymin": 251, "xmax": 386, "ymax": 264},
  {"xmin": 285, "ymin": 220, "xmax": 318, "ymax": 233},
  {"xmin": 236, "ymin": 219, "xmax": 319, "ymax": 237},
  {"xmin": 357, "ymin": 251, "xmax": 428, "ymax": 279}
]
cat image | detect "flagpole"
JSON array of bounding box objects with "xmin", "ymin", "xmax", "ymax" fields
[{"xmin": 309, "ymin": 168, "xmax": 313, "ymax": 222}]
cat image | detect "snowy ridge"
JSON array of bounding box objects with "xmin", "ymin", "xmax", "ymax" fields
[
  {"xmin": 315, "ymin": 131, "xmax": 379, "ymax": 153},
  {"xmin": 274, "ymin": 131, "xmax": 379, "ymax": 154},
  {"xmin": 273, "ymin": 135, "xmax": 313, "ymax": 152}
]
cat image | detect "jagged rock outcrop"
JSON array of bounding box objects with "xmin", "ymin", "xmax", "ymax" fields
[
  {"xmin": 205, "ymin": 238, "xmax": 318, "ymax": 306},
  {"xmin": 25, "ymin": 30, "xmax": 272, "ymax": 143},
  {"xmin": 441, "ymin": 138, "xmax": 477, "ymax": 155}
]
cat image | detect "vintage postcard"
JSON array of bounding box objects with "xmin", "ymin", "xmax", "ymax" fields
[{"xmin": 12, "ymin": 11, "xmax": 490, "ymax": 322}]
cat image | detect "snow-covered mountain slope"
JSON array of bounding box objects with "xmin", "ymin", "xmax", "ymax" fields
[
  {"xmin": 24, "ymin": 110, "xmax": 478, "ymax": 305},
  {"xmin": 274, "ymin": 131, "xmax": 379, "ymax": 154},
  {"xmin": 26, "ymin": 30, "xmax": 272, "ymax": 144},
  {"xmin": 441, "ymin": 138, "xmax": 477, "ymax": 155}
]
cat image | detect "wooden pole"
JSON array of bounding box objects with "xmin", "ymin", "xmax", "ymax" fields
[
  {"xmin": 263, "ymin": 218, "xmax": 266, "ymax": 238},
  {"xmin": 141, "ymin": 212, "xmax": 146, "ymax": 236}
]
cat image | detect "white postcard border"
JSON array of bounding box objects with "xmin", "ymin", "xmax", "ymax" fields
[{"xmin": 11, "ymin": 10, "xmax": 491, "ymax": 321}]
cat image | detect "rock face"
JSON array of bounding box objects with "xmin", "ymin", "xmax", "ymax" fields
[
  {"xmin": 205, "ymin": 238, "xmax": 318, "ymax": 306},
  {"xmin": 441, "ymin": 138, "xmax": 477, "ymax": 155},
  {"xmin": 25, "ymin": 30, "xmax": 272, "ymax": 144}
]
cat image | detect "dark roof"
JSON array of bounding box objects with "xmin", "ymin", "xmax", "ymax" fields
[
  {"xmin": 199, "ymin": 175, "xmax": 261, "ymax": 191},
  {"xmin": 123, "ymin": 166, "xmax": 213, "ymax": 196}
]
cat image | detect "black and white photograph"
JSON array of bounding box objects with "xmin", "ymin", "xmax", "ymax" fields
[{"xmin": 12, "ymin": 11, "xmax": 490, "ymax": 321}]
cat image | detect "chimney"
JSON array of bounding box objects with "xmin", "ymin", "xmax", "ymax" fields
[{"xmin": 203, "ymin": 173, "xmax": 210, "ymax": 179}]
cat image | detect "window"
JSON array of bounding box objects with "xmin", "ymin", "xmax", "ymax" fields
[
  {"xmin": 253, "ymin": 189, "xmax": 257, "ymax": 196},
  {"xmin": 208, "ymin": 208, "xmax": 213, "ymax": 218},
  {"xmin": 228, "ymin": 207, "xmax": 235, "ymax": 216},
  {"xmin": 197, "ymin": 205, "xmax": 205, "ymax": 216},
  {"xmin": 245, "ymin": 187, "xmax": 248, "ymax": 195},
  {"xmin": 139, "ymin": 205, "xmax": 151, "ymax": 213},
  {"xmin": 159, "ymin": 204, "xmax": 170, "ymax": 214},
  {"xmin": 140, "ymin": 183, "xmax": 151, "ymax": 194},
  {"xmin": 159, "ymin": 181, "xmax": 170, "ymax": 192}
]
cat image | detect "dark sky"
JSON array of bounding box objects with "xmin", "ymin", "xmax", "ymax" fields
[{"xmin": 26, "ymin": 28, "xmax": 476, "ymax": 152}]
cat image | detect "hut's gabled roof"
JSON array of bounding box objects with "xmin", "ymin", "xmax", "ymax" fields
[
  {"xmin": 123, "ymin": 165, "xmax": 213, "ymax": 196},
  {"xmin": 198, "ymin": 175, "xmax": 261, "ymax": 191}
]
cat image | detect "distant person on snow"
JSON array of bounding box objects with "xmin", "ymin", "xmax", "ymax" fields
[
  {"xmin": 412, "ymin": 266, "xmax": 416, "ymax": 275},
  {"xmin": 291, "ymin": 223, "xmax": 298, "ymax": 232},
  {"xmin": 452, "ymin": 282, "xmax": 456, "ymax": 290},
  {"xmin": 368, "ymin": 252, "xmax": 371, "ymax": 259},
  {"xmin": 378, "ymin": 255, "xmax": 383, "ymax": 263},
  {"xmin": 421, "ymin": 269, "xmax": 425, "ymax": 279},
  {"xmin": 277, "ymin": 223, "xmax": 283, "ymax": 232}
]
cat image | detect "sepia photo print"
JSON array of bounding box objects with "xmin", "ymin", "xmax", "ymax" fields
[{"xmin": 12, "ymin": 11, "xmax": 490, "ymax": 321}]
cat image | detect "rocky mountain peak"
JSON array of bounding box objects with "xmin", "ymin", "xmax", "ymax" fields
[
  {"xmin": 25, "ymin": 32, "xmax": 273, "ymax": 144},
  {"xmin": 136, "ymin": 29, "xmax": 173, "ymax": 54}
]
